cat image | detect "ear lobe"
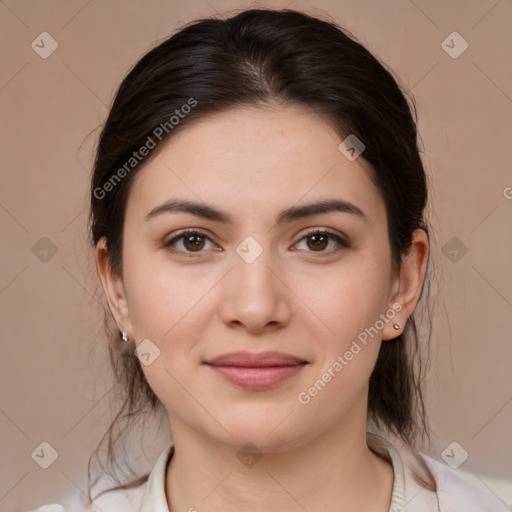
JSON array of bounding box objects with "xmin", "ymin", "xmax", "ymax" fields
[
  {"xmin": 95, "ymin": 237, "xmax": 133, "ymax": 335},
  {"xmin": 382, "ymin": 229, "xmax": 429, "ymax": 341}
]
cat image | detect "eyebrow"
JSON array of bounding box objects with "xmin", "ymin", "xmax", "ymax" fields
[{"xmin": 145, "ymin": 198, "xmax": 369, "ymax": 226}]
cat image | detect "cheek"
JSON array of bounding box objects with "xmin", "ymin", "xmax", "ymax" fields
[
  {"xmin": 295, "ymin": 251, "xmax": 391, "ymax": 348},
  {"xmin": 293, "ymin": 263, "xmax": 388, "ymax": 419},
  {"xmin": 290, "ymin": 254, "xmax": 391, "ymax": 412},
  {"xmin": 122, "ymin": 251, "xmax": 218, "ymax": 413},
  {"xmin": 123, "ymin": 245, "xmax": 218, "ymax": 342}
]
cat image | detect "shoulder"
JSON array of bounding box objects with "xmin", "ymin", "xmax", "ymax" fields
[
  {"xmin": 26, "ymin": 482, "xmax": 147, "ymax": 512},
  {"xmin": 420, "ymin": 453, "xmax": 510, "ymax": 511},
  {"xmin": 399, "ymin": 445, "xmax": 510, "ymax": 512},
  {"xmin": 368, "ymin": 428, "xmax": 509, "ymax": 512}
]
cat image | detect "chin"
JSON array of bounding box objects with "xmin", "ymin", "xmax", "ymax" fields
[{"xmin": 213, "ymin": 413, "xmax": 307, "ymax": 451}]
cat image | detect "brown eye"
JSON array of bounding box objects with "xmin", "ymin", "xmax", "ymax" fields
[
  {"xmin": 164, "ymin": 230, "xmax": 215, "ymax": 255},
  {"xmin": 294, "ymin": 229, "xmax": 349, "ymax": 254},
  {"xmin": 182, "ymin": 233, "xmax": 206, "ymax": 251},
  {"xmin": 306, "ymin": 232, "xmax": 329, "ymax": 251},
  {"xmin": 164, "ymin": 228, "xmax": 349, "ymax": 258}
]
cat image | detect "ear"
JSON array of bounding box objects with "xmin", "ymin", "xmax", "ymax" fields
[
  {"xmin": 95, "ymin": 237, "xmax": 134, "ymax": 338},
  {"xmin": 382, "ymin": 228, "xmax": 429, "ymax": 341}
]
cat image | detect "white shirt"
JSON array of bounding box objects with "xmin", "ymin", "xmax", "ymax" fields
[{"xmin": 31, "ymin": 431, "xmax": 510, "ymax": 511}]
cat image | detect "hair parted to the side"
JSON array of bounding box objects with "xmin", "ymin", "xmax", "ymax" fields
[{"xmin": 87, "ymin": 7, "xmax": 438, "ymax": 503}]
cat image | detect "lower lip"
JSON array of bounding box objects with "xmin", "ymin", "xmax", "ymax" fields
[{"xmin": 206, "ymin": 364, "xmax": 306, "ymax": 390}]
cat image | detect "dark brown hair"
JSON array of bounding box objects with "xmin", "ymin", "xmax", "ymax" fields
[{"xmin": 87, "ymin": 7, "xmax": 438, "ymax": 503}]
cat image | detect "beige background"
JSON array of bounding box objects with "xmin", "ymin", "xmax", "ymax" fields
[{"xmin": 1, "ymin": 0, "xmax": 511, "ymax": 510}]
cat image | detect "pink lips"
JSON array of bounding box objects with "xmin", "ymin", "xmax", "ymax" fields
[{"xmin": 204, "ymin": 351, "xmax": 308, "ymax": 390}]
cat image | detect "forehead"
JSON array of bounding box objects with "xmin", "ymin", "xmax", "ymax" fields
[{"xmin": 127, "ymin": 105, "xmax": 386, "ymax": 228}]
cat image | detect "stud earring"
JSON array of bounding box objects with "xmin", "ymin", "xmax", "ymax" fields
[
  {"xmin": 122, "ymin": 331, "xmax": 129, "ymax": 343},
  {"xmin": 393, "ymin": 323, "xmax": 401, "ymax": 330}
]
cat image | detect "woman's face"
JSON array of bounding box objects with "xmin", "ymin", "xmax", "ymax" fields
[{"xmin": 104, "ymin": 105, "xmax": 411, "ymax": 451}]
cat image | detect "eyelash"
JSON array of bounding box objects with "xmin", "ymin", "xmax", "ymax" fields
[{"xmin": 162, "ymin": 228, "xmax": 350, "ymax": 258}]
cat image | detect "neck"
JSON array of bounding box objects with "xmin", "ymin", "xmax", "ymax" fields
[{"xmin": 165, "ymin": 415, "xmax": 394, "ymax": 512}]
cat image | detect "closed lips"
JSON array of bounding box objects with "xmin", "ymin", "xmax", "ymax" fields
[{"xmin": 204, "ymin": 351, "xmax": 308, "ymax": 367}]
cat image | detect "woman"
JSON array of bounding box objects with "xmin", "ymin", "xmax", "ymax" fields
[{"xmin": 32, "ymin": 7, "xmax": 506, "ymax": 512}]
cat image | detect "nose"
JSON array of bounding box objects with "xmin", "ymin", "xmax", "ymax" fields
[{"xmin": 218, "ymin": 245, "xmax": 292, "ymax": 334}]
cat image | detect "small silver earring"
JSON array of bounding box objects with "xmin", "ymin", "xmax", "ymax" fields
[
  {"xmin": 122, "ymin": 331, "xmax": 129, "ymax": 343},
  {"xmin": 393, "ymin": 323, "xmax": 401, "ymax": 330}
]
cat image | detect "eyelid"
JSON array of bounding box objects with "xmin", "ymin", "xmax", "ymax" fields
[
  {"xmin": 297, "ymin": 227, "xmax": 348, "ymax": 244},
  {"xmin": 164, "ymin": 228, "xmax": 214, "ymax": 244}
]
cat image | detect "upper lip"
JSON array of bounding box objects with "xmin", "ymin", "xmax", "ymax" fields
[{"xmin": 204, "ymin": 351, "xmax": 308, "ymax": 367}]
